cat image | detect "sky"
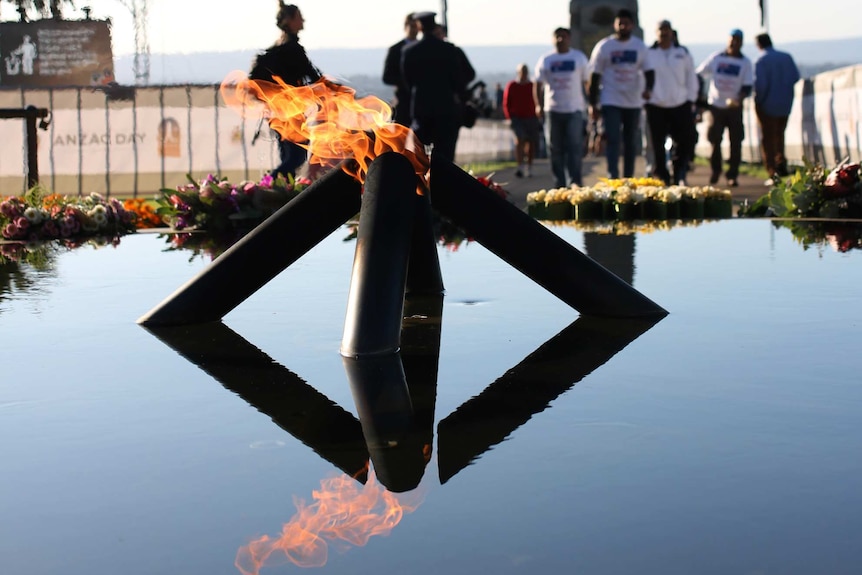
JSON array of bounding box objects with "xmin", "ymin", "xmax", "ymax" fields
[{"xmin": 61, "ymin": 0, "xmax": 859, "ymax": 56}]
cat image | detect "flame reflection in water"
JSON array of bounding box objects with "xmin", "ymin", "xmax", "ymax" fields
[{"xmin": 236, "ymin": 469, "xmax": 424, "ymax": 574}]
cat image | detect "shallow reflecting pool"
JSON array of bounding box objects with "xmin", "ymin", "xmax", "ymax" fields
[{"xmin": 2, "ymin": 220, "xmax": 861, "ymax": 575}]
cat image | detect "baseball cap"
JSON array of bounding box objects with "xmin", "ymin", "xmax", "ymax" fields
[
  {"xmin": 730, "ymin": 28, "xmax": 743, "ymax": 37},
  {"xmin": 413, "ymin": 11, "xmax": 436, "ymax": 25}
]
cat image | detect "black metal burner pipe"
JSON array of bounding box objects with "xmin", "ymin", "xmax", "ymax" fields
[
  {"xmin": 138, "ymin": 161, "xmax": 362, "ymax": 326},
  {"xmin": 428, "ymin": 155, "xmax": 668, "ymax": 318},
  {"xmin": 341, "ymin": 152, "xmax": 419, "ymax": 357},
  {"xmin": 406, "ymin": 188, "xmax": 444, "ymax": 295}
]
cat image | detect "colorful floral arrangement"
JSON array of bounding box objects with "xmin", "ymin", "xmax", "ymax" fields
[
  {"xmin": 739, "ymin": 160, "xmax": 862, "ymax": 218},
  {"xmin": 123, "ymin": 198, "xmax": 163, "ymax": 229},
  {"xmin": 155, "ymin": 172, "xmax": 312, "ymax": 232},
  {"xmin": 1, "ymin": 187, "xmax": 137, "ymax": 241},
  {"xmin": 526, "ymin": 177, "xmax": 733, "ymax": 221}
]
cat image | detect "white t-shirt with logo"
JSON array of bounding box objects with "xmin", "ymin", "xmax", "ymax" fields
[
  {"xmin": 696, "ymin": 50, "xmax": 754, "ymax": 109},
  {"xmin": 589, "ymin": 35, "xmax": 651, "ymax": 108},
  {"xmin": 534, "ymin": 48, "xmax": 590, "ymax": 113}
]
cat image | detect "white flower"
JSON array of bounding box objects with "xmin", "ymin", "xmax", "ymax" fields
[{"xmin": 23, "ymin": 206, "xmax": 43, "ymax": 224}]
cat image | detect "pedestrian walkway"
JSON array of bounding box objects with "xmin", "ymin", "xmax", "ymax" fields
[{"xmin": 485, "ymin": 156, "xmax": 768, "ymax": 211}]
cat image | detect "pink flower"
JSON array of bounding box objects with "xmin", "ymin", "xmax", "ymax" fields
[
  {"xmin": 41, "ymin": 220, "xmax": 59, "ymax": 238},
  {"xmin": 14, "ymin": 217, "xmax": 29, "ymax": 230},
  {"xmin": 3, "ymin": 223, "xmax": 19, "ymax": 238}
]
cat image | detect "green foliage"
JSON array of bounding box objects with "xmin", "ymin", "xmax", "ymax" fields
[{"xmin": 738, "ymin": 160, "xmax": 862, "ymax": 218}]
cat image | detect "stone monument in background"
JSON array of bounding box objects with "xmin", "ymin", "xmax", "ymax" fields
[{"xmin": 569, "ymin": 0, "xmax": 642, "ymax": 56}]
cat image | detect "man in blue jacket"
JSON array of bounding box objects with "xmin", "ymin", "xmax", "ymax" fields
[{"xmin": 754, "ymin": 33, "xmax": 800, "ymax": 184}]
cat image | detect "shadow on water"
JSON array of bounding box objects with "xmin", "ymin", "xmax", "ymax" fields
[
  {"xmin": 437, "ymin": 314, "xmax": 660, "ymax": 484},
  {"xmin": 144, "ymin": 298, "xmax": 662, "ymax": 492},
  {"xmin": 142, "ymin": 321, "xmax": 372, "ymax": 483}
]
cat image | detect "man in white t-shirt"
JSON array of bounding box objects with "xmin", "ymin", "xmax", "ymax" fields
[
  {"xmin": 533, "ymin": 27, "xmax": 590, "ymax": 187},
  {"xmin": 696, "ymin": 28, "xmax": 753, "ymax": 186},
  {"xmin": 588, "ymin": 9, "xmax": 653, "ymax": 179},
  {"xmin": 645, "ymin": 19, "xmax": 699, "ymax": 185}
]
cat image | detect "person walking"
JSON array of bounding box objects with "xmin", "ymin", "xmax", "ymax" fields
[
  {"xmin": 534, "ymin": 27, "xmax": 590, "ymax": 187},
  {"xmin": 754, "ymin": 33, "xmax": 800, "ymax": 185},
  {"xmin": 588, "ymin": 9, "xmax": 654, "ymax": 179},
  {"xmin": 503, "ymin": 64, "xmax": 542, "ymax": 178},
  {"xmin": 696, "ymin": 29, "xmax": 753, "ymax": 187},
  {"xmin": 401, "ymin": 11, "xmax": 476, "ymax": 163},
  {"xmin": 382, "ymin": 13, "xmax": 419, "ymax": 127},
  {"xmin": 248, "ymin": 2, "xmax": 321, "ymax": 180},
  {"xmin": 644, "ymin": 19, "xmax": 699, "ymax": 185}
]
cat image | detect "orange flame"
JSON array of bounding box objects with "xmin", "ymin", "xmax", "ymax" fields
[
  {"xmin": 221, "ymin": 72, "xmax": 429, "ymax": 185},
  {"xmin": 235, "ymin": 470, "xmax": 423, "ymax": 574}
]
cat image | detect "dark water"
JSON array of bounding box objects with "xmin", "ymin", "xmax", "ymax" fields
[{"xmin": 1, "ymin": 220, "xmax": 860, "ymax": 575}]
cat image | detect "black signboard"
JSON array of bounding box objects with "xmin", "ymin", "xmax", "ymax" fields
[{"xmin": 0, "ymin": 19, "xmax": 114, "ymax": 87}]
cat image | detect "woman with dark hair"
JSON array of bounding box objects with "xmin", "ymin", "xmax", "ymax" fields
[{"xmin": 249, "ymin": 2, "xmax": 321, "ymax": 179}]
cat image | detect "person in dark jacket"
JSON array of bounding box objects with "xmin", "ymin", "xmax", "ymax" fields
[
  {"xmin": 249, "ymin": 2, "xmax": 321, "ymax": 179},
  {"xmin": 382, "ymin": 13, "xmax": 418, "ymax": 126},
  {"xmin": 401, "ymin": 11, "xmax": 476, "ymax": 163}
]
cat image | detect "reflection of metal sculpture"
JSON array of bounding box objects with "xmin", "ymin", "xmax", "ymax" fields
[
  {"xmin": 437, "ymin": 315, "xmax": 658, "ymax": 483},
  {"xmin": 144, "ymin": 293, "xmax": 660, "ymax": 572},
  {"xmin": 143, "ymin": 302, "xmax": 659, "ymax": 490},
  {"xmin": 143, "ymin": 322, "xmax": 371, "ymax": 481}
]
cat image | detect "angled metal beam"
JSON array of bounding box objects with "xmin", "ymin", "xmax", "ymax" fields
[
  {"xmin": 139, "ymin": 162, "xmax": 362, "ymax": 326},
  {"xmin": 428, "ymin": 155, "xmax": 668, "ymax": 318}
]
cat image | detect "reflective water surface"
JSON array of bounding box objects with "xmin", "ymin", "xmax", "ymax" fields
[{"xmin": 2, "ymin": 220, "xmax": 861, "ymax": 575}]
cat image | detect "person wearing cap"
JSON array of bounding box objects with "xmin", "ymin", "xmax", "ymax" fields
[
  {"xmin": 382, "ymin": 13, "xmax": 419, "ymax": 126},
  {"xmin": 248, "ymin": 2, "xmax": 321, "ymax": 180},
  {"xmin": 696, "ymin": 29, "xmax": 753, "ymax": 187},
  {"xmin": 401, "ymin": 11, "xmax": 476, "ymax": 163},
  {"xmin": 754, "ymin": 33, "xmax": 800, "ymax": 185},
  {"xmin": 644, "ymin": 19, "xmax": 699, "ymax": 185},
  {"xmin": 533, "ymin": 27, "xmax": 590, "ymax": 186},
  {"xmin": 588, "ymin": 9, "xmax": 654, "ymax": 179}
]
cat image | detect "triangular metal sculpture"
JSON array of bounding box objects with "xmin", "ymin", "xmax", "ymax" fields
[
  {"xmin": 138, "ymin": 152, "xmax": 667, "ymax": 353},
  {"xmin": 140, "ymin": 152, "xmax": 667, "ymax": 492}
]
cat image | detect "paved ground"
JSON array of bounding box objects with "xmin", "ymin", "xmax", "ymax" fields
[{"xmin": 484, "ymin": 155, "xmax": 769, "ymax": 212}]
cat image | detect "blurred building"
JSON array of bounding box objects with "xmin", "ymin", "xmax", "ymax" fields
[{"xmin": 569, "ymin": 0, "xmax": 642, "ymax": 56}]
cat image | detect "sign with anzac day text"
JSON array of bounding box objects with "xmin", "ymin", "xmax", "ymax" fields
[{"xmin": 0, "ymin": 19, "xmax": 114, "ymax": 87}]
